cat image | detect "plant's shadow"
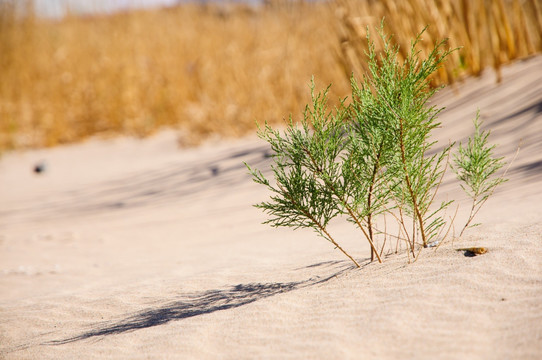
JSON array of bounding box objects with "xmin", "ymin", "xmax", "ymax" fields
[
  {"xmin": 0, "ymin": 143, "xmax": 273, "ymax": 224},
  {"xmin": 45, "ymin": 261, "xmax": 358, "ymax": 345}
]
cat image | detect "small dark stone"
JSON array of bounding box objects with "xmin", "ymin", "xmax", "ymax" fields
[{"xmin": 34, "ymin": 162, "xmax": 46, "ymax": 174}]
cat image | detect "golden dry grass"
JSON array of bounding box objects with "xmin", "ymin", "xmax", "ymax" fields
[
  {"xmin": 336, "ymin": 0, "xmax": 542, "ymax": 85},
  {"xmin": 1, "ymin": 0, "xmax": 541, "ymax": 151}
]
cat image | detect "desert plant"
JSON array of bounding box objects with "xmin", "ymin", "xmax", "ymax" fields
[
  {"xmin": 247, "ymin": 24, "xmax": 506, "ymax": 266},
  {"xmin": 453, "ymin": 111, "xmax": 508, "ymax": 237},
  {"xmin": 340, "ymin": 26, "xmax": 454, "ymax": 260},
  {"xmin": 245, "ymin": 83, "xmax": 361, "ymax": 267},
  {"xmin": 365, "ymin": 27, "xmax": 456, "ymax": 251}
]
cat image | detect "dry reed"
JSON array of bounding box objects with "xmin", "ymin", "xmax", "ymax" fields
[
  {"xmin": 335, "ymin": 0, "xmax": 542, "ymax": 86},
  {"xmin": 1, "ymin": 0, "xmax": 541, "ymax": 151}
]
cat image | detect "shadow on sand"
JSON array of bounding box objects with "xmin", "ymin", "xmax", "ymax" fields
[
  {"xmin": 0, "ymin": 142, "xmax": 273, "ymax": 224},
  {"xmin": 45, "ymin": 261, "xmax": 360, "ymax": 345}
]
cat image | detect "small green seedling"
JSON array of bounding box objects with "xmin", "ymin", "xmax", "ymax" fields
[{"xmin": 453, "ymin": 111, "xmax": 508, "ymax": 237}]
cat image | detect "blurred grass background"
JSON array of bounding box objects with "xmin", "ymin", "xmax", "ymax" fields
[{"xmin": 1, "ymin": 0, "xmax": 541, "ymax": 151}]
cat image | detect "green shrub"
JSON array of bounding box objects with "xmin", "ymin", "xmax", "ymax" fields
[{"xmin": 246, "ymin": 24, "xmax": 507, "ymax": 266}]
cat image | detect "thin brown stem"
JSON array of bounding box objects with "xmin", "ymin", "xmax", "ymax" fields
[
  {"xmin": 459, "ymin": 199, "xmax": 477, "ymax": 238},
  {"xmin": 342, "ymin": 202, "xmax": 383, "ymax": 263},
  {"xmin": 315, "ymin": 219, "xmax": 361, "ymax": 268},
  {"xmin": 387, "ymin": 206, "xmax": 415, "ymax": 257},
  {"xmin": 367, "ymin": 139, "xmax": 384, "ymax": 261},
  {"xmin": 435, "ymin": 204, "xmax": 459, "ymax": 251},
  {"xmin": 303, "ymin": 146, "xmax": 383, "ymax": 263},
  {"xmin": 427, "ymin": 143, "xmax": 452, "ymax": 208},
  {"xmin": 367, "ymin": 216, "xmax": 374, "ymax": 261},
  {"xmin": 399, "ymin": 118, "xmax": 428, "ymax": 247},
  {"xmin": 380, "ymin": 213, "xmax": 388, "ymax": 257},
  {"xmin": 277, "ymin": 183, "xmax": 361, "ymax": 268},
  {"xmin": 413, "ymin": 245, "xmax": 424, "ymax": 262}
]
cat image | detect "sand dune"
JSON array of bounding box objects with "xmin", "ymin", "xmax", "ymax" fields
[{"xmin": 1, "ymin": 56, "xmax": 541, "ymax": 359}]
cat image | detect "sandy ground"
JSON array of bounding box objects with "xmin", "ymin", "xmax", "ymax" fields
[{"xmin": 1, "ymin": 56, "xmax": 541, "ymax": 359}]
